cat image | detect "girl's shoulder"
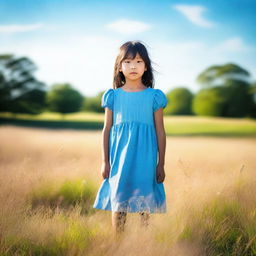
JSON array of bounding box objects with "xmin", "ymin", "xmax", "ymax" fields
[
  {"xmin": 151, "ymin": 87, "xmax": 165, "ymax": 93},
  {"xmin": 150, "ymin": 88, "xmax": 167, "ymax": 99},
  {"xmin": 142, "ymin": 87, "xmax": 165, "ymax": 93},
  {"xmin": 152, "ymin": 88, "xmax": 168, "ymax": 112},
  {"xmin": 101, "ymin": 88, "xmax": 115, "ymax": 111},
  {"xmin": 103, "ymin": 88, "xmax": 115, "ymax": 93}
]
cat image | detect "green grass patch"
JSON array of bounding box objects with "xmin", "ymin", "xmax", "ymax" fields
[
  {"xmin": 1, "ymin": 219, "xmax": 97, "ymax": 256},
  {"xmin": 55, "ymin": 220, "xmax": 95, "ymax": 253},
  {"xmin": 1, "ymin": 235, "xmax": 64, "ymax": 256},
  {"xmin": 29, "ymin": 179, "xmax": 97, "ymax": 215},
  {"xmin": 178, "ymin": 180, "xmax": 256, "ymax": 255},
  {"xmin": 164, "ymin": 116, "xmax": 256, "ymax": 137},
  {"xmin": 0, "ymin": 111, "xmax": 104, "ymax": 121},
  {"xmin": 1, "ymin": 112, "xmax": 256, "ymax": 136}
]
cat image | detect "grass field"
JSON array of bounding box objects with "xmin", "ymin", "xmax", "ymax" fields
[
  {"xmin": 0, "ymin": 121, "xmax": 255, "ymax": 255},
  {"xmin": 1, "ymin": 111, "xmax": 256, "ymax": 136}
]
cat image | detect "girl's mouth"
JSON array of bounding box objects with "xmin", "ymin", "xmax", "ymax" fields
[{"xmin": 130, "ymin": 72, "xmax": 137, "ymax": 74}]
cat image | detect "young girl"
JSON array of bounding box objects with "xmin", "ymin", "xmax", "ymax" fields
[{"xmin": 93, "ymin": 40, "xmax": 167, "ymax": 235}]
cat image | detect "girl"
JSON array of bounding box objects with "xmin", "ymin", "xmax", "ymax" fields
[{"xmin": 93, "ymin": 40, "xmax": 167, "ymax": 235}]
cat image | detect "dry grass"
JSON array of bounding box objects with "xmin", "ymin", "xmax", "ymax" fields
[{"xmin": 0, "ymin": 125, "xmax": 255, "ymax": 255}]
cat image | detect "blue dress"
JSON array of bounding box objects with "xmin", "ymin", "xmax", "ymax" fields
[{"xmin": 93, "ymin": 87, "xmax": 168, "ymax": 213}]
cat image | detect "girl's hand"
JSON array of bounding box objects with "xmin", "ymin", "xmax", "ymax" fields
[
  {"xmin": 156, "ymin": 164, "xmax": 165, "ymax": 183},
  {"xmin": 101, "ymin": 161, "xmax": 110, "ymax": 179}
]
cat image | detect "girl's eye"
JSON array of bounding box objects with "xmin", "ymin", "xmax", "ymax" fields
[{"xmin": 123, "ymin": 60, "xmax": 143, "ymax": 63}]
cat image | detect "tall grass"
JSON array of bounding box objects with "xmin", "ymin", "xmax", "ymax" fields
[
  {"xmin": 1, "ymin": 213, "xmax": 98, "ymax": 256},
  {"xmin": 29, "ymin": 179, "xmax": 97, "ymax": 215},
  {"xmin": 0, "ymin": 125, "xmax": 255, "ymax": 255},
  {"xmin": 178, "ymin": 178, "xmax": 256, "ymax": 255}
]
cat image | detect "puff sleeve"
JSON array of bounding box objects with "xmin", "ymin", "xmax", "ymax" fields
[
  {"xmin": 153, "ymin": 89, "xmax": 168, "ymax": 112},
  {"xmin": 101, "ymin": 88, "xmax": 114, "ymax": 111}
]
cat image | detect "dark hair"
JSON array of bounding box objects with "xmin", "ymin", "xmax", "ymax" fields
[{"xmin": 113, "ymin": 40, "xmax": 155, "ymax": 89}]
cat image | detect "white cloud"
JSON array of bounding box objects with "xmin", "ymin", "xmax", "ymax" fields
[
  {"xmin": 173, "ymin": 4, "xmax": 215, "ymax": 28},
  {"xmin": 0, "ymin": 23, "xmax": 44, "ymax": 34},
  {"xmin": 105, "ymin": 19, "xmax": 151, "ymax": 34},
  {"xmin": 216, "ymin": 37, "xmax": 254, "ymax": 52}
]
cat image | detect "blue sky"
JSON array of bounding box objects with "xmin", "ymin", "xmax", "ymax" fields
[{"xmin": 0, "ymin": 0, "xmax": 255, "ymax": 96}]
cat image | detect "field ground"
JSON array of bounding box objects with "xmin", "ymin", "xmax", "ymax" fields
[
  {"xmin": 1, "ymin": 112, "xmax": 256, "ymax": 137},
  {"xmin": 0, "ymin": 124, "xmax": 255, "ymax": 255}
]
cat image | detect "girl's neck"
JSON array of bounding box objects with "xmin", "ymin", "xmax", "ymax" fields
[{"xmin": 123, "ymin": 79, "xmax": 146, "ymax": 90}]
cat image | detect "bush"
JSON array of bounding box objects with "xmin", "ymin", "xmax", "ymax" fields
[
  {"xmin": 46, "ymin": 84, "xmax": 84, "ymax": 115},
  {"xmin": 166, "ymin": 87, "xmax": 194, "ymax": 115},
  {"xmin": 192, "ymin": 87, "xmax": 226, "ymax": 116}
]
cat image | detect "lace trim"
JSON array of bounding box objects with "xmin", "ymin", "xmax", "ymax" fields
[{"xmin": 110, "ymin": 195, "xmax": 166, "ymax": 213}]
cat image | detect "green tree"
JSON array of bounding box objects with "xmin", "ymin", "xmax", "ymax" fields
[
  {"xmin": 197, "ymin": 63, "xmax": 250, "ymax": 87},
  {"xmin": 82, "ymin": 92, "xmax": 103, "ymax": 113},
  {"xmin": 192, "ymin": 87, "xmax": 226, "ymax": 116},
  {"xmin": 166, "ymin": 87, "xmax": 194, "ymax": 115},
  {"xmin": 248, "ymin": 81, "xmax": 256, "ymax": 117},
  {"xmin": 0, "ymin": 54, "xmax": 46, "ymax": 114},
  {"xmin": 222, "ymin": 79, "xmax": 252, "ymax": 117},
  {"xmin": 196, "ymin": 63, "xmax": 254, "ymax": 117},
  {"xmin": 46, "ymin": 83, "xmax": 84, "ymax": 115}
]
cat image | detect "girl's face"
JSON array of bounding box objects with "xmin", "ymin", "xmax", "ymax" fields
[{"xmin": 119, "ymin": 53, "xmax": 147, "ymax": 82}]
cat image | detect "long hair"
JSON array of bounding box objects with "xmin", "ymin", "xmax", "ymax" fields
[{"xmin": 113, "ymin": 40, "xmax": 155, "ymax": 89}]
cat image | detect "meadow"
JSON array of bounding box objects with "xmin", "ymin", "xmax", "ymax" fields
[
  {"xmin": 1, "ymin": 111, "xmax": 256, "ymax": 136},
  {"xmin": 0, "ymin": 115, "xmax": 256, "ymax": 255}
]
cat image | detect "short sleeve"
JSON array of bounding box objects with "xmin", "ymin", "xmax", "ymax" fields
[
  {"xmin": 153, "ymin": 89, "xmax": 168, "ymax": 112},
  {"xmin": 101, "ymin": 89, "xmax": 114, "ymax": 111}
]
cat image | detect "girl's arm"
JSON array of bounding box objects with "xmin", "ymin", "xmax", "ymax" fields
[
  {"xmin": 102, "ymin": 107, "xmax": 113, "ymax": 163},
  {"xmin": 154, "ymin": 108, "xmax": 166, "ymax": 166},
  {"xmin": 154, "ymin": 108, "xmax": 166, "ymax": 183},
  {"xmin": 100, "ymin": 107, "xmax": 113, "ymax": 179}
]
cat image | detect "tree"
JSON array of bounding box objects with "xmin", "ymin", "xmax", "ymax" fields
[
  {"xmin": 222, "ymin": 79, "xmax": 252, "ymax": 117},
  {"xmin": 82, "ymin": 91, "xmax": 103, "ymax": 113},
  {"xmin": 197, "ymin": 63, "xmax": 250, "ymax": 87},
  {"xmin": 192, "ymin": 87, "xmax": 226, "ymax": 116},
  {"xmin": 196, "ymin": 63, "xmax": 254, "ymax": 117},
  {"xmin": 46, "ymin": 83, "xmax": 84, "ymax": 115},
  {"xmin": 248, "ymin": 81, "xmax": 256, "ymax": 117},
  {"xmin": 0, "ymin": 54, "xmax": 46, "ymax": 114},
  {"xmin": 165, "ymin": 87, "xmax": 194, "ymax": 115}
]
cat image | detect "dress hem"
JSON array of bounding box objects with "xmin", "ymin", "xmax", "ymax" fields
[{"xmin": 93, "ymin": 205, "xmax": 167, "ymax": 214}]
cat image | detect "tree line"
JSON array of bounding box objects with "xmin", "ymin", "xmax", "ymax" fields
[{"xmin": 0, "ymin": 54, "xmax": 255, "ymax": 118}]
